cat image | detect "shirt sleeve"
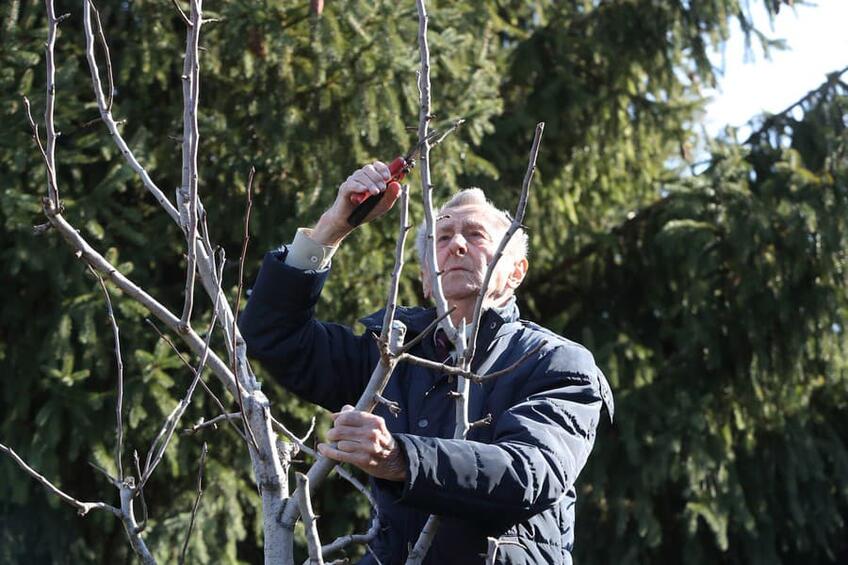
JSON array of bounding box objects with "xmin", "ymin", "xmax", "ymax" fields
[{"xmin": 283, "ymin": 228, "xmax": 338, "ymax": 270}]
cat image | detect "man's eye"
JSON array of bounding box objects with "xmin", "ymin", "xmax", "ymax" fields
[{"xmin": 437, "ymin": 234, "xmax": 451, "ymax": 243}]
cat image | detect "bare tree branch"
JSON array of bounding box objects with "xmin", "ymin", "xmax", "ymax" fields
[
  {"xmin": 184, "ymin": 412, "xmax": 242, "ymax": 434},
  {"xmin": 179, "ymin": 442, "xmax": 208, "ymax": 565},
  {"xmin": 178, "ymin": 0, "xmax": 204, "ymax": 330},
  {"xmin": 88, "ymin": 265, "xmax": 125, "ymax": 481},
  {"xmin": 169, "ymin": 0, "xmax": 192, "ymax": 27},
  {"xmin": 82, "ymin": 0, "xmax": 180, "ymax": 224},
  {"xmin": 87, "ymin": 0, "xmax": 113, "ymax": 112},
  {"xmin": 43, "ymin": 0, "xmax": 60, "ymax": 209},
  {"xmin": 465, "ymin": 122, "xmax": 544, "ymax": 364},
  {"xmin": 296, "ymin": 473, "xmax": 325, "ymax": 565},
  {"xmin": 414, "ymin": 0, "xmax": 456, "ymax": 344},
  {"xmin": 22, "ymin": 97, "xmax": 58, "ymax": 202},
  {"xmin": 232, "ymin": 165, "xmax": 260, "ymax": 451},
  {"xmin": 279, "ymin": 187, "xmax": 414, "ymax": 549},
  {"xmin": 133, "ymin": 450, "xmax": 149, "ymax": 532},
  {"xmin": 0, "ymin": 442, "xmax": 119, "ymax": 517},
  {"xmin": 380, "ymin": 184, "xmax": 411, "ymax": 345},
  {"xmin": 119, "ymin": 480, "xmax": 156, "ymax": 564},
  {"xmin": 139, "ymin": 281, "xmax": 220, "ymax": 491},
  {"xmin": 146, "ymin": 318, "xmax": 250, "ymax": 444},
  {"xmin": 399, "ymin": 306, "xmax": 456, "ymax": 355}
]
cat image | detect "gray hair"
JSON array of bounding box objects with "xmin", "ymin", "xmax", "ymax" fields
[{"xmin": 414, "ymin": 187, "xmax": 529, "ymax": 266}]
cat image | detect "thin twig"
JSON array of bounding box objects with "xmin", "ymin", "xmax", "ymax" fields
[
  {"xmin": 169, "ymin": 0, "xmax": 192, "ymax": 26},
  {"xmin": 379, "ymin": 184, "xmax": 411, "ymax": 347},
  {"xmin": 139, "ymin": 279, "xmax": 220, "ymax": 491},
  {"xmin": 88, "ymin": 0, "xmax": 114, "ymax": 113},
  {"xmin": 22, "ymin": 97, "xmax": 58, "ymax": 204},
  {"xmin": 0, "ymin": 442, "xmax": 119, "ymax": 517},
  {"xmin": 88, "ymin": 265, "xmax": 124, "ymax": 481},
  {"xmin": 145, "ymin": 319, "xmax": 249, "ymax": 443},
  {"xmin": 133, "ymin": 450, "xmax": 148, "ymax": 532},
  {"xmin": 468, "ymin": 343, "xmax": 545, "ymax": 384},
  {"xmin": 82, "ymin": 0, "xmax": 180, "ymax": 223},
  {"xmin": 399, "ymin": 306, "xmax": 456, "ymax": 354},
  {"xmin": 179, "ymin": 442, "xmax": 208, "ymax": 565},
  {"xmin": 414, "ymin": 0, "xmax": 455, "ymax": 344},
  {"xmin": 184, "ymin": 412, "xmax": 241, "ymax": 434},
  {"xmin": 318, "ymin": 514, "xmax": 380, "ymax": 561},
  {"xmin": 231, "ymin": 166, "xmax": 259, "ymax": 451},
  {"xmin": 399, "ymin": 343, "xmax": 545, "ymax": 385},
  {"xmin": 465, "ymin": 122, "xmax": 544, "ymax": 365}
]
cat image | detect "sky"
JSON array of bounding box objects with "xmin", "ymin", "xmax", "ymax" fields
[{"xmin": 704, "ymin": 0, "xmax": 848, "ymax": 139}]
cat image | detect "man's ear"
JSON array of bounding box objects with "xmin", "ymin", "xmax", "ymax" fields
[{"xmin": 507, "ymin": 257, "xmax": 528, "ymax": 291}]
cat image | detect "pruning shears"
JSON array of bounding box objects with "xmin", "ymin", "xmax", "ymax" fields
[{"xmin": 346, "ymin": 119, "xmax": 465, "ymax": 227}]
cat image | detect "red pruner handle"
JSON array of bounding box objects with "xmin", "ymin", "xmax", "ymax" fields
[{"xmin": 346, "ymin": 157, "xmax": 409, "ymax": 227}]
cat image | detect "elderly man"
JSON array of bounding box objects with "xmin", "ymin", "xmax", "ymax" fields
[{"xmin": 239, "ymin": 161, "xmax": 613, "ymax": 564}]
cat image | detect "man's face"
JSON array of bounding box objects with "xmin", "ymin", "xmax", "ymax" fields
[{"xmin": 422, "ymin": 204, "xmax": 527, "ymax": 307}]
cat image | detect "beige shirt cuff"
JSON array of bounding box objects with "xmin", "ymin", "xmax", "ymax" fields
[{"xmin": 283, "ymin": 228, "xmax": 338, "ymax": 270}]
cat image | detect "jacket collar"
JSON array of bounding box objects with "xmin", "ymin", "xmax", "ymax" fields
[{"xmin": 359, "ymin": 300, "xmax": 521, "ymax": 350}]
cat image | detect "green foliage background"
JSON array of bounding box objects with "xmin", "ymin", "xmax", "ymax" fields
[{"xmin": 1, "ymin": 0, "xmax": 846, "ymax": 563}]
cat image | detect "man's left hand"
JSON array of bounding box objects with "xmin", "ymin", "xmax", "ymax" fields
[{"xmin": 318, "ymin": 405, "xmax": 408, "ymax": 482}]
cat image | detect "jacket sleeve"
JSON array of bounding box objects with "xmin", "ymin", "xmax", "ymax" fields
[
  {"xmin": 390, "ymin": 345, "xmax": 605, "ymax": 525},
  {"xmin": 238, "ymin": 250, "xmax": 379, "ymax": 412}
]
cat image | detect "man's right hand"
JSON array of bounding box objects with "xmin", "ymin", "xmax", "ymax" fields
[{"xmin": 311, "ymin": 161, "xmax": 402, "ymax": 246}]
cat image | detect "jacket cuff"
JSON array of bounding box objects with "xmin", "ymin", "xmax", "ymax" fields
[{"xmin": 391, "ymin": 433, "xmax": 423, "ymax": 503}]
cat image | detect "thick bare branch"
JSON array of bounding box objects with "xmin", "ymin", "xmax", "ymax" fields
[
  {"xmin": 414, "ymin": 0, "xmax": 454, "ymax": 345},
  {"xmin": 43, "ymin": 0, "xmax": 60, "ymax": 208},
  {"xmin": 296, "ymin": 473, "xmax": 325, "ymax": 565},
  {"xmin": 179, "ymin": 0, "xmax": 204, "ymax": 329},
  {"xmin": 119, "ymin": 482, "xmax": 156, "ymax": 564}
]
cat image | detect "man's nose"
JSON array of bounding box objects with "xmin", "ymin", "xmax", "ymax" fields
[{"xmin": 448, "ymin": 233, "xmax": 467, "ymax": 255}]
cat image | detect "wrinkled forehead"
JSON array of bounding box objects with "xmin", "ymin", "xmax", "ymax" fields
[{"xmin": 436, "ymin": 204, "xmax": 509, "ymax": 236}]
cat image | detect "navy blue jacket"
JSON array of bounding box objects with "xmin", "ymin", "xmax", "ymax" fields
[{"xmin": 239, "ymin": 250, "xmax": 614, "ymax": 564}]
